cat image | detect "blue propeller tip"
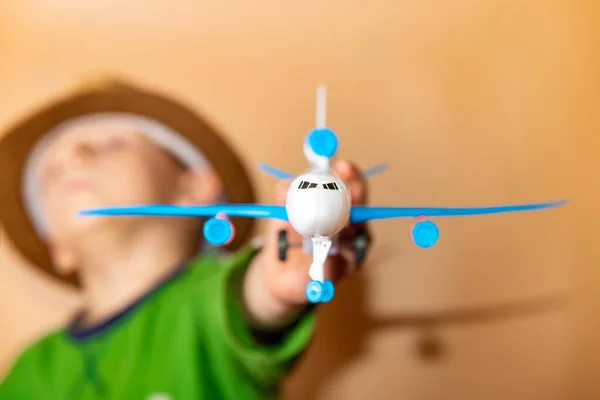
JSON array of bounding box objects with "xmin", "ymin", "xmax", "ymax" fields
[{"xmin": 306, "ymin": 128, "xmax": 338, "ymax": 158}]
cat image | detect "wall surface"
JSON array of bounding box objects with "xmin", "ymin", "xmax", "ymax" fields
[{"xmin": 0, "ymin": 0, "xmax": 597, "ymax": 399}]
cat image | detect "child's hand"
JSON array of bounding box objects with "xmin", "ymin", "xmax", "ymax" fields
[{"xmin": 260, "ymin": 160, "xmax": 370, "ymax": 306}]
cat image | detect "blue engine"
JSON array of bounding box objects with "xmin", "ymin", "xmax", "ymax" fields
[
  {"xmin": 203, "ymin": 216, "xmax": 234, "ymax": 246},
  {"xmin": 306, "ymin": 128, "xmax": 338, "ymax": 158},
  {"xmin": 411, "ymin": 220, "xmax": 439, "ymax": 248}
]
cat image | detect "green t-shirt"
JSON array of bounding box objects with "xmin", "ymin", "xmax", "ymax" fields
[{"xmin": 0, "ymin": 246, "xmax": 315, "ymax": 400}]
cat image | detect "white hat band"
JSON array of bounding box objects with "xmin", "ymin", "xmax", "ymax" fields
[{"xmin": 22, "ymin": 112, "xmax": 216, "ymax": 240}]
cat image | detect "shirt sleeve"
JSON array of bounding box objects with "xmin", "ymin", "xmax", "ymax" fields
[
  {"xmin": 193, "ymin": 246, "xmax": 316, "ymax": 386},
  {"xmin": 0, "ymin": 345, "xmax": 36, "ymax": 398}
]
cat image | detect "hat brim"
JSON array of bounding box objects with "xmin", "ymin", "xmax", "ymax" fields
[{"xmin": 0, "ymin": 81, "xmax": 256, "ymax": 286}]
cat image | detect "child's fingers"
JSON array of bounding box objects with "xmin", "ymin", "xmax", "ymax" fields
[
  {"xmin": 262, "ymin": 181, "xmax": 350, "ymax": 302},
  {"xmin": 261, "ymin": 219, "xmax": 311, "ymax": 302},
  {"xmin": 274, "ymin": 180, "xmax": 291, "ymax": 204},
  {"xmin": 261, "ymin": 166, "xmax": 371, "ymax": 302},
  {"xmin": 333, "ymin": 160, "xmax": 372, "ymax": 271},
  {"xmin": 334, "ymin": 160, "xmax": 367, "ymax": 205},
  {"xmin": 268, "ymin": 181, "xmax": 305, "ymax": 256}
]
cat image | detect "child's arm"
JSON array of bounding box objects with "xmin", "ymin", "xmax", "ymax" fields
[
  {"xmin": 191, "ymin": 162, "xmax": 367, "ymax": 391},
  {"xmin": 242, "ymin": 160, "xmax": 369, "ymax": 331}
]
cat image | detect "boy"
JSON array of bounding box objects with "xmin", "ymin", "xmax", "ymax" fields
[{"xmin": 0, "ymin": 79, "xmax": 369, "ymax": 399}]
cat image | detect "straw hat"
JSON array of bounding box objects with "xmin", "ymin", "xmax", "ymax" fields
[{"xmin": 0, "ymin": 78, "xmax": 256, "ymax": 286}]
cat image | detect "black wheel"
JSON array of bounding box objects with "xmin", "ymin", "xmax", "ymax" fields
[
  {"xmin": 277, "ymin": 230, "xmax": 288, "ymax": 261},
  {"xmin": 352, "ymin": 227, "xmax": 370, "ymax": 264}
]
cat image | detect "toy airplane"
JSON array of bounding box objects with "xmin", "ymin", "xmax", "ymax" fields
[
  {"xmin": 80, "ymin": 85, "xmax": 566, "ymax": 304},
  {"xmin": 257, "ymin": 85, "xmax": 387, "ymax": 264}
]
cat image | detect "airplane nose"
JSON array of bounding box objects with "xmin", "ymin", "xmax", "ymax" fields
[{"xmin": 305, "ymin": 128, "xmax": 338, "ymax": 158}]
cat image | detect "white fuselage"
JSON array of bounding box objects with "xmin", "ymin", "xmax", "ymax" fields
[{"xmin": 285, "ymin": 172, "xmax": 351, "ymax": 238}]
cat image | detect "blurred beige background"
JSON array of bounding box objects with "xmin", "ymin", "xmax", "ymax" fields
[{"xmin": 0, "ymin": 0, "xmax": 597, "ymax": 399}]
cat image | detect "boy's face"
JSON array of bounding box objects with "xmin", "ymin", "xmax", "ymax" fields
[{"xmin": 35, "ymin": 121, "xmax": 220, "ymax": 269}]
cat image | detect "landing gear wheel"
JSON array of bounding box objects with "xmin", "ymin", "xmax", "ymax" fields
[
  {"xmin": 321, "ymin": 280, "xmax": 335, "ymax": 302},
  {"xmin": 305, "ymin": 280, "xmax": 324, "ymax": 303},
  {"xmin": 352, "ymin": 227, "xmax": 370, "ymax": 264},
  {"xmin": 277, "ymin": 230, "xmax": 288, "ymax": 261}
]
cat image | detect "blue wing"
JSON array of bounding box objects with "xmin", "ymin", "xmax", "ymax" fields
[
  {"xmin": 257, "ymin": 163, "xmax": 296, "ymax": 180},
  {"xmin": 80, "ymin": 204, "xmax": 288, "ymax": 221},
  {"xmin": 349, "ymin": 199, "xmax": 566, "ymax": 224}
]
